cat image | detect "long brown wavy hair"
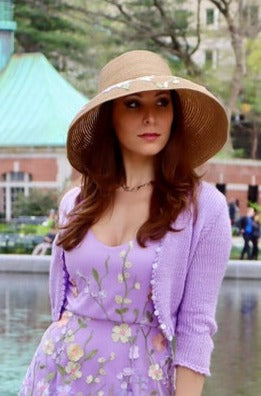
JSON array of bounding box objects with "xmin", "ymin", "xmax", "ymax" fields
[{"xmin": 58, "ymin": 91, "xmax": 201, "ymax": 250}]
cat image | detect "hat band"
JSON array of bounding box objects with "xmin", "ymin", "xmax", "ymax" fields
[{"xmin": 100, "ymin": 75, "xmax": 180, "ymax": 94}]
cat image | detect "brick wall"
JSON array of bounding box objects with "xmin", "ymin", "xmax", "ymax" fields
[
  {"xmin": 202, "ymin": 159, "xmax": 261, "ymax": 214},
  {"xmin": 0, "ymin": 157, "xmax": 57, "ymax": 181}
]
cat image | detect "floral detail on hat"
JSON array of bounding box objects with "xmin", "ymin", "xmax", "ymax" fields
[
  {"xmin": 138, "ymin": 75, "xmax": 154, "ymax": 82},
  {"xmin": 155, "ymin": 81, "xmax": 169, "ymax": 89},
  {"xmin": 171, "ymin": 77, "xmax": 180, "ymax": 84},
  {"xmin": 103, "ymin": 80, "xmax": 131, "ymax": 93}
]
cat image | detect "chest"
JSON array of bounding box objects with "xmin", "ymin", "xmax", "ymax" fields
[{"xmin": 91, "ymin": 191, "xmax": 151, "ymax": 246}]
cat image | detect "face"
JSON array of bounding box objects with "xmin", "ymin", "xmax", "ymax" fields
[{"xmin": 112, "ymin": 90, "xmax": 174, "ymax": 159}]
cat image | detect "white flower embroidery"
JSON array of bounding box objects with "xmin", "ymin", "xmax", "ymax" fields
[
  {"xmin": 124, "ymin": 271, "xmax": 130, "ymax": 279},
  {"xmin": 97, "ymin": 356, "xmax": 106, "ymax": 363},
  {"xmin": 117, "ymin": 273, "xmax": 124, "ymax": 283},
  {"xmin": 128, "ymin": 240, "xmax": 134, "ymax": 249},
  {"xmin": 115, "ymin": 295, "xmax": 123, "ymax": 304},
  {"xmin": 123, "ymin": 297, "xmax": 132, "ymax": 304},
  {"xmin": 99, "ymin": 368, "xmax": 106, "ymax": 375},
  {"xmin": 148, "ymin": 363, "xmax": 163, "ymax": 381},
  {"xmin": 119, "ymin": 250, "xmax": 127, "ymax": 258},
  {"xmin": 129, "ymin": 345, "xmax": 139, "ymax": 360},
  {"xmin": 67, "ymin": 344, "xmax": 84, "ymax": 362},
  {"xmin": 110, "ymin": 352, "xmax": 116, "ymax": 360},
  {"xmin": 86, "ymin": 375, "xmax": 93, "ymax": 384},
  {"xmin": 122, "ymin": 367, "xmax": 134, "ymax": 376},
  {"xmin": 98, "ymin": 289, "xmax": 107, "ymax": 299},
  {"xmin": 42, "ymin": 339, "xmax": 55, "ymax": 355},
  {"xmin": 124, "ymin": 261, "xmax": 132, "ymax": 268},
  {"xmin": 121, "ymin": 382, "xmax": 128, "ymax": 389},
  {"xmin": 112, "ymin": 323, "xmax": 132, "ymax": 343},
  {"xmin": 134, "ymin": 282, "xmax": 141, "ymax": 290},
  {"xmin": 65, "ymin": 362, "xmax": 82, "ymax": 380}
]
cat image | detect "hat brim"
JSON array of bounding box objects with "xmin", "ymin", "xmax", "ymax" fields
[{"xmin": 67, "ymin": 75, "xmax": 229, "ymax": 172}]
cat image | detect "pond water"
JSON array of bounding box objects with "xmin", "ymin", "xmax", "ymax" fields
[{"xmin": 0, "ymin": 274, "xmax": 261, "ymax": 396}]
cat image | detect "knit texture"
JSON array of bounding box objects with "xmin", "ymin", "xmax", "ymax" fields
[{"xmin": 49, "ymin": 181, "xmax": 231, "ymax": 376}]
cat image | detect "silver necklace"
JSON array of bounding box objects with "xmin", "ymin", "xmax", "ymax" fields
[{"xmin": 121, "ymin": 180, "xmax": 154, "ymax": 192}]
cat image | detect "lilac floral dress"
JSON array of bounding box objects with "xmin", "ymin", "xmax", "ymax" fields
[{"xmin": 19, "ymin": 230, "xmax": 175, "ymax": 395}]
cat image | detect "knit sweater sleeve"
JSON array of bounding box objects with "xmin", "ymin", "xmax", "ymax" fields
[
  {"xmin": 173, "ymin": 191, "xmax": 231, "ymax": 376},
  {"xmin": 49, "ymin": 187, "xmax": 80, "ymax": 321}
]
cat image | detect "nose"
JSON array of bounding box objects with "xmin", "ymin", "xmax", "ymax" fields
[{"xmin": 142, "ymin": 107, "xmax": 156, "ymax": 125}]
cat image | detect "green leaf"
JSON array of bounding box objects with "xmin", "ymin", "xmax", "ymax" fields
[
  {"xmin": 57, "ymin": 364, "xmax": 66, "ymax": 376},
  {"xmin": 115, "ymin": 308, "xmax": 129, "ymax": 315},
  {"xmin": 78, "ymin": 318, "xmax": 87, "ymax": 328},
  {"xmin": 46, "ymin": 372, "xmax": 55, "ymax": 382},
  {"xmin": 105, "ymin": 257, "xmax": 109, "ymax": 273},
  {"xmin": 85, "ymin": 349, "xmax": 98, "ymax": 360},
  {"xmin": 133, "ymin": 308, "xmax": 139, "ymax": 317},
  {"xmin": 92, "ymin": 268, "xmax": 99, "ymax": 283}
]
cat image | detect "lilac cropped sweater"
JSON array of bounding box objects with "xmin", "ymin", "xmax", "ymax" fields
[{"xmin": 49, "ymin": 181, "xmax": 231, "ymax": 376}]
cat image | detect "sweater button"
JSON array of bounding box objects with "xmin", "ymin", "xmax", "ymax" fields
[
  {"xmin": 150, "ymin": 279, "xmax": 155, "ymax": 285},
  {"xmin": 152, "ymin": 263, "xmax": 158, "ymax": 269},
  {"xmin": 156, "ymin": 246, "xmax": 161, "ymax": 253},
  {"xmin": 154, "ymin": 310, "xmax": 159, "ymax": 316},
  {"xmin": 160, "ymin": 323, "xmax": 166, "ymax": 330}
]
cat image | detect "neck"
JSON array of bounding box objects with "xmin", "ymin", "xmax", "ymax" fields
[{"xmin": 121, "ymin": 152, "xmax": 155, "ymax": 187}]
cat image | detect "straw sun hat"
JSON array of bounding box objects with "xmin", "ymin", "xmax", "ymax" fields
[{"xmin": 67, "ymin": 50, "xmax": 229, "ymax": 173}]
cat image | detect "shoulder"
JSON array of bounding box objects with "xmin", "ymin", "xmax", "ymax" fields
[
  {"xmin": 60, "ymin": 186, "xmax": 81, "ymax": 210},
  {"xmin": 196, "ymin": 181, "xmax": 228, "ymax": 213},
  {"xmin": 59, "ymin": 186, "xmax": 81, "ymax": 225},
  {"xmin": 193, "ymin": 181, "xmax": 229, "ymax": 227}
]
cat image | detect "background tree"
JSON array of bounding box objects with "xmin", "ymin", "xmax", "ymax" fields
[
  {"xmin": 70, "ymin": 0, "xmax": 203, "ymax": 77},
  {"xmin": 12, "ymin": 189, "xmax": 58, "ymax": 217},
  {"xmin": 208, "ymin": 0, "xmax": 261, "ymax": 114},
  {"xmin": 14, "ymin": 0, "xmax": 87, "ymax": 70},
  {"xmin": 231, "ymin": 36, "xmax": 261, "ymax": 159}
]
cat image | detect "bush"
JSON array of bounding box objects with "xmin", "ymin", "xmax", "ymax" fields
[{"xmin": 12, "ymin": 189, "xmax": 58, "ymax": 217}]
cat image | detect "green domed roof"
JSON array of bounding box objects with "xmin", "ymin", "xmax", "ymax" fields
[{"xmin": 0, "ymin": 53, "xmax": 88, "ymax": 146}]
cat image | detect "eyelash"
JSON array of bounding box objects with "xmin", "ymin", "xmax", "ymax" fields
[{"xmin": 124, "ymin": 97, "xmax": 170, "ymax": 108}]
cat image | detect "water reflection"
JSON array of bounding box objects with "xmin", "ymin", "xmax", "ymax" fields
[
  {"xmin": 203, "ymin": 279, "xmax": 261, "ymax": 396},
  {"xmin": 0, "ymin": 273, "xmax": 51, "ymax": 396},
  {"xmin": 0, "ymin": 274, "xmax": 261, "ymax": 395}
]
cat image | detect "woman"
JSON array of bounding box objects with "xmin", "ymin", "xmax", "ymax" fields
[{"xmin": 20, "ymin": 50, "xmax": 231, "ymax": 396}]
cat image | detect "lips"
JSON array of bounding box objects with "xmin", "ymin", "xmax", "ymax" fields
[
  {"xmin": 139, "ymin": 133, "xmax": 160, "ymax": 137},
  {"xmin": 138, "ymin": 133, "xmax": 160, "ymax": 141}
]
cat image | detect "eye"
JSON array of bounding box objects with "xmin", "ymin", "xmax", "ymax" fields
[
  {"xmin": 124, "ymin": 99, "xmax": 140, "ymax": 109},
  {"xmin": 157, "ymin": 97, "xmax": 170, "ymax": 107}
]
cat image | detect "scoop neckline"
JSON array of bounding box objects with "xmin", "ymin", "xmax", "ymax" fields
[{"xmin": 89, "ymin": 228, "xmax": 136, "ymax": 249}]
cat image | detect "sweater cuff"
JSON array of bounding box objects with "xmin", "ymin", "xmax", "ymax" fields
[{"xmin": 173, "ymin": 333, "xmax": 213, "ymax": 376}]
